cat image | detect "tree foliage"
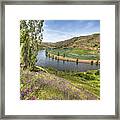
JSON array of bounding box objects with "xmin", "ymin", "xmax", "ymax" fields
[{"xmin": 20, "ymin": 20, "xmax": 44, "ymax": 70}]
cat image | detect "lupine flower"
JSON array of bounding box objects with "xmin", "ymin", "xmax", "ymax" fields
[
  {"xmin": 29, "ymin": 88, "xmax": 32, "ymax": 92},
  {"xmin": 21, "ymin": 92, "xmax": 25, "ymax": 97},
  {"xmin": 26, "ymin": 88, "xmax": 29, "ymax": 93}
]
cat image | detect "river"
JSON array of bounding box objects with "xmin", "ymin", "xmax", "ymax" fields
[{"xmin": 36, "ymin": 50, "xmax": 100, "ymax": 72}]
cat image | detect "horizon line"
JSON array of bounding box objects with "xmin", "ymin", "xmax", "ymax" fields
[{"xmin": 42, "ymin": 32, "xmax": 100, "ymax": 43}]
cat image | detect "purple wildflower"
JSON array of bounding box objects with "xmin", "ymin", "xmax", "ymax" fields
[
  {"xmin": 29, "ymin": 88, "xmax": 32, "ymax": 92},
  {"xmin": 24, "ymin": 88, "xmax": 30, "ymax": 94},
  {"xmin": 21, "ymin": 92, "xmax": 25, "ymax": 97}
]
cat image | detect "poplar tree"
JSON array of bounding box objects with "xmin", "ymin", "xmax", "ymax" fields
[{"xmin": 20, "ymin": 20, "xmax": 44, "ymax": 70}]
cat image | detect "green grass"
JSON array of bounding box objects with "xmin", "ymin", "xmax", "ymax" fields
[
  {"xmin": 47, "ymin": 48, "xmax": 99, "ymax": 60},
  {"xmin": 45, "ymin": 67, "xmax": 100, "ymax": 98},
  {"xmin": 20, "ymin": 66, "xmax": 100, "ymax": 100}
]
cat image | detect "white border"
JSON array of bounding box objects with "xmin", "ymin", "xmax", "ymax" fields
[{"xmin": 5, "ymin": 5, "xmax": 115, "ymax": 115}]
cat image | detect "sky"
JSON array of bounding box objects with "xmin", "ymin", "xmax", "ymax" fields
[{"xmin": 43, "ymin": 20, "xmax": 100, "ymax": 43}]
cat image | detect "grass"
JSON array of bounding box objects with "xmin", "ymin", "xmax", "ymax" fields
[
  {"xmin": 47, "ymin": 48, "xmax": 99, "ymax": 60},
  {"xmin": 20, "ymin": 69, "xmax": 66, "ymax": 100},
  {"xmin": 20, "ymin": 66, "xmax": 100, "ymax": 100},
  {"xmin": 45, "ymin": 67, "xmax": 100, "ymax": 98}
]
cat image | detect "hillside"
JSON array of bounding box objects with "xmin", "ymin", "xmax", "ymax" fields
[
  {"xmin": 55, "ymin": 33, "xmax": 100, "ymax": 51},
  {"xmin": 20, "ymin": 68, "xmax": 100, "ymax": 100},
  {"xmin": 42, "ymin": 33, "xmax": 100, "ymax": 52},
  {"xmin": 39, "ymin": 42, "xmax": 55, "ymax": 49}
]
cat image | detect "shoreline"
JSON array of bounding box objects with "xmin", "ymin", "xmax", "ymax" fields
[{"xmin": 47, "ymin": 53, "xmax": 100, "ymax": 64}]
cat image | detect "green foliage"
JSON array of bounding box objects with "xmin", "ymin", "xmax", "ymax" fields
[
  {"xmin": 76, "ymin": 72, "xmax": 96, "ymax": 80},
  {"xmin": 95, "ymin": 69, "xmax": 100, "ymax": 75},
  {"xmin": 47, "ymin": 48, "xmax": 100, "ymax": 60},
  {"xmin": 45, "ymin": 67, "xmax": 100, "ymax": 98},
  {"xmin": 57, "ymin": 51, "xmax": 59, "ymax": 56},
  {"xmin": 20, "ymin": 20, "xmax": 44, "ymax": 70},
  {"xmin": 34, "ymin": 66, "xmax": 48, "ymax": 73},
  {"xmin": 63, "ymin": 53, "xmax": 65, "ymax": 57},
  {"xmin": 20, "ymin": 68, "xmax": 100, "ymax": 100}
]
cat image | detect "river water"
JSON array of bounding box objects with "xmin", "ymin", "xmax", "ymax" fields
[{"xmin": 36, "ymin": 50, "xmax": 100, "ymax": 72}]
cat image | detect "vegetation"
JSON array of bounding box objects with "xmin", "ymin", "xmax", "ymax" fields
[
  {"xmin": 42, "ymin": 33, "xmax": 100, "ymax": 50},
  {"xmin": 47, "ymin": 48, "xmax": 100, "ymax": 60},
  {"xmin": 20, "ymin": 20, "xmax": 44, "ymax": 70},
  {"xmin": 45, "ymin": 67, "xmax": 100, "ymax": 97},
  {"xmin": 20, "ymin": 67, "xmax": 100, "ymax": 100},
  {"xmin": 20, "ymin": 20, "xmax": 100, "ymax": 100}
]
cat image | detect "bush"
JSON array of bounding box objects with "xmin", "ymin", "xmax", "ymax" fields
[
  {"xmin": 74, "ymin": 72, "xmax": 96, "ymax": 80},
  {"xmin": 86, "ymin": 71, "xmax": 93, "ymax": 75},
  {"xmin": 95, "ymin": 70, "xmax": 100, "ymax": 75}
]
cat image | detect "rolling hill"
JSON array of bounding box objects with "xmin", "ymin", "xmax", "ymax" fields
[
  {"xmin": 54, "ymin": 33, "xmax": 100, "ymax": 51},
  {"xmin": 41, "ymin": 33, "xmax": 100, "ymax": 52}
]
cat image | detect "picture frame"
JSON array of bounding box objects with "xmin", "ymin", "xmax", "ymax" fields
[{"xmin": 0, "ymin": 0, "xmax": 119, "ymax": 119}]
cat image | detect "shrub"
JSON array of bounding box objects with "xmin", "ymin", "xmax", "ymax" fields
[{"xmin": 95, "ymin": 70, "xmax": 100, "ymax": 75}]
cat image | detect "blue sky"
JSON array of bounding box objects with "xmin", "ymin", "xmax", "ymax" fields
[{"xmin": 43, "ymin": 20, "xmax": 100, "ymax": 42}]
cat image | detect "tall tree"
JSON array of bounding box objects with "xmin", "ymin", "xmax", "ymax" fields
[{"xmin": 20, "ymin": 20, "xmax": 44, "ymax": 70}]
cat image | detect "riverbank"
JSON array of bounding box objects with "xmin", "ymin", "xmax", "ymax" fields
[
  {"xmin": 47, "ymin": 53, "xmax": 100, "ymax": 64},
  {"xmin": 20, "ymin": 67, "xmax": 100, "ymax": 100}
]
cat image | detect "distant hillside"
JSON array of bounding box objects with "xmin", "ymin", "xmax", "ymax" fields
[
  {"xmin": 55, "ymin": 33, "xmax": 100, "ymax": 50},
  {"xmin": 42, "ymin": 33, "xmax": 100, "ymax": 51},
  {"xmin": 39, "ymin": 42, "xmax": 55, "ymax": 48}
]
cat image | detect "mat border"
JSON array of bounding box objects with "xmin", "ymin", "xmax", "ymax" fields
[{"xmin": 0, "ymin": 0, "xmax": 119, "ymax": 119}]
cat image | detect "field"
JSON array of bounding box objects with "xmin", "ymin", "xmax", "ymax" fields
[
  {"xmin": 46, "ymin": 67, "xmax": 100, "ymax": 98},
  {"xmin": 47, "ymin": 48, "xmax": 100, "ymax": 60},
  {"xmin": 20, "ymin": 67, "xmax": 100, "ymax": 100}
]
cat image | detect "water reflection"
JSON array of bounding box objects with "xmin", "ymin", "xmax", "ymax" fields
[{"xmin": 36, "ymin": 50, "xmax": 100, "ymax": 72}]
